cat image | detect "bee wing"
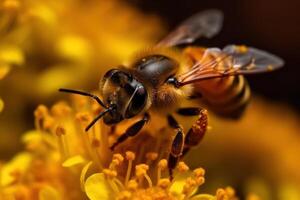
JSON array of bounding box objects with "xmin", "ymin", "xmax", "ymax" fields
[
  {"xmin": 157, "ymin": 9, "xmax": 223, "ymax": 47},
  {"xmin": 177, "ymin": 45, "xmax": 284, "ymax": 86}
]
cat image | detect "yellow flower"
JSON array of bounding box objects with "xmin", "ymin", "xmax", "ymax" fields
[
  {"xmin": 0, "ymin": 94, "xmax": 243, "ymax": 200},
  {"xmin": 0, "ymin": 0, "xmax": 163, "ymax": 156}
]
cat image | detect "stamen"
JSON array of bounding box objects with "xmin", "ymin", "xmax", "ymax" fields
[
  {"xmin": 183, "ymin": 177, "xmax": 197, "ymax": 199},
  {"xmin": 113, "ymin": 178, "xmax": 125, "ymax": 190},
  {"xmin": 51, "ymin": 102, "xmax": 72, "ymax": 119},
  {"xmin": 177, "ymin": 161, "xmax": 189, "ymax": 173},
  {"xmin": 157, "ymin": 159, "xmax": 167, "ymax": 184},
  {"xmin": 146, "ymin": 152, "xmax": 158, "ymax": 165},
  {"xmin": 34, "ymin": 105, "xmax": 48, "ymax": 132},
  {"xmin": 55, "ymin": 126, "xmax": 67, "ymax": 159},
  {"xmin": 135, "ymin": 164, "xmax": 152, "ymax": 187},
  {"xmin": 91, "ymin": 138, "xmax": 103, "ymax": 169},
  {"xmin": 157, "ymin": 178, "xmax": 171, "ymax": 189},
  {"xmin": 76, "ymin": 113, "xmax": 94, "ymax": 161},
  {"xmin": 127, "ymin": 180, "xmax": 138, "ymax": 191},
  {"xmin": 144, "ymin": 173, "xmax": 153, "ymax": 188},
  {"xmin": 43, "ymin": 116, "xmax": 55, "ymax": 133},
  {"xmin": 125, "ymin": 151, "xmax": 135, "ymax": 186},
  {"xmin": 103, "ymin": 169, "xmax": 117, "ymax": 179},
  {"xmin": 117, "ymin": 191, "xmax": 132, "ymax": 200},
  {"xmin": 109, "ymin": 154, "xmax": 124, "ymax": 170}
]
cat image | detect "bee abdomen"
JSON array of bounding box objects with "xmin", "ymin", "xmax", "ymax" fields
[{"xmin": 195, "ymin": 75, "xmax": 251, "ymax": 119}]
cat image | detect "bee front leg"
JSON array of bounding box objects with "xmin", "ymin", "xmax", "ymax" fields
[
  {"xmin": 110, "ymin": 113, "xmax": 150, "ymax": 151},
  {"xmin": 176, "ymin": 107, "xmax": 208, "ymax": 157},
  {"xmin": 167, "ymin": 115, "xmax": 184, "ymax": 180}
]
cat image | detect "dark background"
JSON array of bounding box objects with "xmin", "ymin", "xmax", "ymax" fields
[{"xmin": 129, "ymin": 0, "xmax": 300, "ymax": 111}]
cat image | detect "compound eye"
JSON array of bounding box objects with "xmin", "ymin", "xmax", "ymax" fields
[
  {"xmin": 124, "ymin": 85, "xmax": 147, "ymax": 118},
  {"xmin": 110, "ymin": 71, "xmax": 132, "ymax": 87}
]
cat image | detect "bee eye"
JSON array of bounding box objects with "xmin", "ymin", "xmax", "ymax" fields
[
  {"xmin": 124, "ymin": 85, "xmax": 147, "ymax": 118},
  {"xmin": 110, "ymin": 71, "xmax": 132, "ymax": 87}
]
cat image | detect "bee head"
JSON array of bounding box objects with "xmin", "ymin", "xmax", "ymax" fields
[{"xmin": 99, "ymin": 69, "xmax": 148, "ymax": 124}]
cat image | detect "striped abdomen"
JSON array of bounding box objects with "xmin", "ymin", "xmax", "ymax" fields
[
  {"xmin": 183, "ymin": 46, "xmax": 251, "ymax": 118},
  {"xmin": 194, "ymin": 75, "xmax": 251, "ymax": 118}
]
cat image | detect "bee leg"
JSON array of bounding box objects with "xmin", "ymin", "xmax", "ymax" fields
[
  {"xmin": 176, "ymin": 107, "xmax": 208, "ymax": 157},
  {"xmin": 110, "ymin": 113, "xmax": 150, "ymax": 151},
  {"xmin": 167, "ymin": 115, "xmax": 184, "ymax": 180}
]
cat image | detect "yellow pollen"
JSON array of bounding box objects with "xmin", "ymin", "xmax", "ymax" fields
[
  {"xmin": 34, "ymin": 105, "xmax": 49, "ymax": 119},
  {"xmin": 55, "ymin": 126, "xmax": 68, "ymax": 159},
  {"xmin": 183, "ymin": 177, "xmax": 197, "ymax": 196},
  {"xmin": 113, "ymin": 154, "xmax": 124, "ymax": 164},
  {"xmin": 43, "ymin": 116, "xmax": 55, "ymax": 131},
  {"xmin": 34, "ymin": 105, "xmax": 49, "ymax": 131},
  {"xmin": 103, "ymin": 169, "xmax": 118, "ymax": 179},
  {"xmin": 146, "ymin": 152, "xmax": 158, "ymax": 161},
  {"xmin": 51, "ymin": 102, "xmax": 72, "ymax": 118},
  {"xmin": 225, "ymin": 186, "xmax": 235, "ymax": 197},
  {"xmin": 125, "ymin": 151, "xmax": 136, "ymax": 160},
  {"xmin": 135, "ymin": 164, "xmax": 152, "ymax": 187},
  {"xmin": 157, "ymin": 178, "xmax": 171, "ymax": 189},
  {"xmin": 216, "ymin": 188, "xmax": 227, "ymax": 200},
  {"xmin": 193, "ymin": 168, "xmax": 205, "ymax": 177},
  {"xmin": 135, "ymin": 164, "xmax": 149, "ymax": 177},
  {"xmin": 158, "ymin": 159, "xmax": 167, "ymax": 170},
  {"xmin": 195, "ymin": 177, "xmax": 205, "ymax": 185},
  {"xmin": 117, "ymin": 190, "xmax": 132, "ymax": 200},
  {"xmin": 177, "ymin": 161, "xmax": 189, "ymax": 172},
  {"xmin": 127, "ymin": 180, "xmax": 138, "ymax": 191}
]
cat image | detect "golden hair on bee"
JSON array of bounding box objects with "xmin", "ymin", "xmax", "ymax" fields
[{"xmin": 59, "ymin": 9, "xmax": 284, "ymax": 179}]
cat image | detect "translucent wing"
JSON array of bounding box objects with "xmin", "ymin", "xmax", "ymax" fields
[
  {"xmin": 157, "ymin": 9, "xmax": 223, "ymax": 47},
  {"xmin": 177, "ymin": 45, "xmax": 284, "ymax": 86}
]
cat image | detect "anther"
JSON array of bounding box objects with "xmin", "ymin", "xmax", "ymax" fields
[
  {"xmin": 193, "ymin": 168, "xmax": 205, "ymax": 177},
  {"xmin": 125, "ymin": 151, "xmax": 136, "ymax": 161},
  {"xmin": 158, "ymin": 159, "xmax": 167, "ymax": 170},
  {"xmin": 177, "ymin": 161, "xmax": 189, "ymax": 173},
  {"xmin": 127, "ymin": 180, "xmax": 138, "ymax": 191},
  {"xmin": 157, "ymin": 178, "xmax": 171, "ymax": 189},
  {"xmin": 146, "ymin": 152, "xmax": 158, "ymax": 161}
]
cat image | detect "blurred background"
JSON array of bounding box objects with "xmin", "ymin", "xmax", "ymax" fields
[{"xmin": 0, "ymin": 0, "xmax": 299, "ymax": 199}]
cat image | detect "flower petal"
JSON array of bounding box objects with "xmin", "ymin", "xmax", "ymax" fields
[
  {"xmin": 62, "ymin": 155, "xmax": 86, "ymax": 167},
  {"xmin": 80, "ymin": 161, "xmax": 93, "ymax": 191},
  {"xmin": 85, "ymin": 173, "xmax": 114, "ymax": 200}
]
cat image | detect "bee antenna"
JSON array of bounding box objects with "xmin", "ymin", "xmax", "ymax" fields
[
  {"xmin": 59, "ymin": 88, "xmax": 107, "ymax": 108},
  {"xmin": 85, "ymin": 107, "xmax": 114, "ymax": 132}
]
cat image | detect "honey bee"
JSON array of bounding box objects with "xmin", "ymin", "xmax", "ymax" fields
[{"xmin": 59, "ymin": 10, "xmax": 284, "ymax": 177}]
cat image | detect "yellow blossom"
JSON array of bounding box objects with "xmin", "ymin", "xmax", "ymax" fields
[
  {"xmin": 0, "ymin": 0, "xmax": 163, "ymax": 156},
  {"xmin": 0, "ymin": 93, "xmax": 243, "ymax": 200}
]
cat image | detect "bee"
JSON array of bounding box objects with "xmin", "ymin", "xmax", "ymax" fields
[{"xmin": 59, "ymin": 10, "xmax": 284, "ymax": 177}]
